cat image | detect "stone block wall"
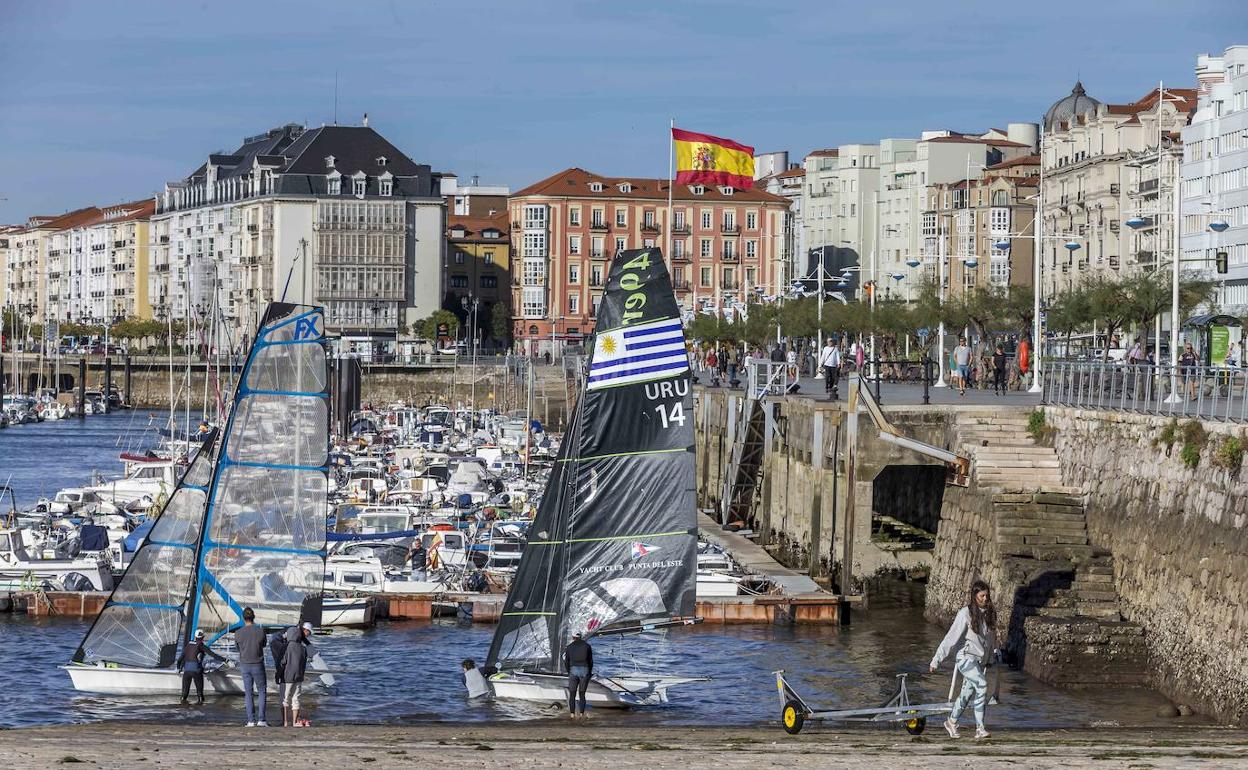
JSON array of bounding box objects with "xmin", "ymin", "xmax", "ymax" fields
[{"xmin": 1046, "ymin": 407, "xmax": 1248, "ymax": 723}]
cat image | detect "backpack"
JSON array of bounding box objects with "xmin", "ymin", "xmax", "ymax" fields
[{"xmin": 269, "ymin": 632, "xmax": 290, "ymax": 681}]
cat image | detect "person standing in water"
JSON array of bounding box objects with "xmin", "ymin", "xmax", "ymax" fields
[
  {"xmin": 930, "ymin": 579, "xmax": 998, "ymax": 740},
  {"xmin": 178, "ymin": 628, "xmax": 226, "ymax": 705},
  {"xmin": 564, "ymin": 631, "xmax": 593, "ymax": 719}
]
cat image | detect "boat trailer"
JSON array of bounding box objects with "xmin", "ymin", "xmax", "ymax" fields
[{"xmin": 774, "ymin": 664, "xmax": 1001, "ymax": 735}]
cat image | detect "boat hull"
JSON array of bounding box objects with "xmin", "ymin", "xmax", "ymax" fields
[
  {"xmin": 64, "ymin": 655, "xmax": 336, "ymax": 696},
  {"xmin": 321, "ymin": 597, "xmax": 375, "ymax": 627},
  {"xmin": 488, "ymin": 670, "xmax": 706, "ymax": 708}
]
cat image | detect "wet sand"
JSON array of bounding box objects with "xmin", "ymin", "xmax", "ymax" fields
[{"xmin": 0, "ymin": 722, "xmax": 1244, "ymax": 769}]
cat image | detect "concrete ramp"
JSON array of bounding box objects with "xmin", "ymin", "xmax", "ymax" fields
[{"xmin": 698, "ymin": 512, "xmax": 824, "ymax": 596}]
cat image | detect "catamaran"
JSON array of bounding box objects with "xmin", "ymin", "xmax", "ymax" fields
[
  {"xmin": 64, "ymin": 302, "xmax": 334, "ymax": 695},
  {"xmin": 482, "ymin": 247, "xmax": 706, "ymax": 708}
]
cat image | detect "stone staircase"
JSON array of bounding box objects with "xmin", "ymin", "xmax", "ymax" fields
[{"xmin": 953, "ymin": 412, "xmax": 1150, "ymax": 688}]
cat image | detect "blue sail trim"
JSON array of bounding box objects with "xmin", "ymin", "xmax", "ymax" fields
[{"xmin": 188, "ymin": 303, "xmax": 329, "ymax": 645}]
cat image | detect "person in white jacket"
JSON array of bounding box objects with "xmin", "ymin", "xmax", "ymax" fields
[{"xmin": 929, "ymin": 579, "xmax": 998, "ymax": 739}]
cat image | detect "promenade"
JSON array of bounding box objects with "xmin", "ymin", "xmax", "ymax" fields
[{"xmin": 1, "ymin": 723, "xmax": 1242, "ymax": 769}]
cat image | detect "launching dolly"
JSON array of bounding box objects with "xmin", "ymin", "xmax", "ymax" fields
[{"xmin": 774, "ymin": 670, "xmax": 953, "ymax": 735}]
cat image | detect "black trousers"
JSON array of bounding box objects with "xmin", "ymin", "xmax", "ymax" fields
[
  {"xmin": 567, "ymin": 669, "xmax": 590, "ymax": 714},
  {"xmin": 993, "ymin": 367, "xmax": 1006, "ymax": 393},
  {"xmin": 181, "ymin": 670, "xmax": 204, "ymax": 701},
  {"xmin": 824, "ymin": 366, "xmax": 840, "ymax": 394}
]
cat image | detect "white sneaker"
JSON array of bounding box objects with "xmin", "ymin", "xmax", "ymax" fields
[
  {"xmin": 943, "ymin": 718, "xmax": 960, "ymax": 738},
  {"xmin": 245, "ymin": 722, "xmax": 255, "ymax": 728},
  {"xmin": 257, "ymin": 721, "xmax": 269, "ymax": 727},
  {"xmin": 975, "ymin": 727, "xmax": 991, "ymax": 740}
]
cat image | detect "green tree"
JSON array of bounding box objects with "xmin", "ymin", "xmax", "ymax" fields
[
  {"xmin": 417, "ymin": 309, "xmax": 460, "ymax": 341},
  {"xmin": 490, "ymin": 302, "xmax": 512, "ymax": 345}
]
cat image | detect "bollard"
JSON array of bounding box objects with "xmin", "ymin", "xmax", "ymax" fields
[
  {"xmin": 77, "ymin": 358, "xmax": 87, "ymax": 419},
  {"xmin": 922, "ymin": 355, "xmax": 931, "ymax": 406},
  {"xmin": 873, "ymin": 353, "xmax": 882, "ymax": 405},
  {"xmin": 103, "ymin": 356, "xmax": 113, "ymax": 414}
]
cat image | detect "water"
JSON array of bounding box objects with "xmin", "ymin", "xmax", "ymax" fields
[
  {"xmin": 0, "ymin": 410, "xmax": 174, "ymax": 509},
  {"xmin": 0, "ymin": 408, "xmax": 1191, "ymax": 730}
]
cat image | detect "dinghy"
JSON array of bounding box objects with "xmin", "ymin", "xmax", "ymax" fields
[
  {"xmin": 482, "ymin": 248, "xmax": 705, "ymax": 708},
  {"xmin": 64, "ymin": 302, "xmax": 334, "ymax": 695}
]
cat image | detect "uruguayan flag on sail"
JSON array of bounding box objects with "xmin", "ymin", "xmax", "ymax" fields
[{"xmin": 588, "ymin": 317, "xmax": 688, "ymax": 390}]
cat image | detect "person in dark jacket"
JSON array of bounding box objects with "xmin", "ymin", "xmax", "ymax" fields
[
  {"xmin": 409, "ymin": 540, "xmax": 427, "ymax": 580},
  {"xmin": 234, "ymin": 607, "xmax": 269, "ymax": 726},
  {"xmin": 178, "ymin": 628, "xmax": 226, "ymax": 704},
  {"xmin": 563, "ymin": 631, "xmax": 593, "ymax": 719},
  {"xmin": 992, "ymin": 345, "xmax": 1008, "ymax": 395},
  {"xmin": 280, "ymin": 622, "xmax": 313, "ymax": 727}
]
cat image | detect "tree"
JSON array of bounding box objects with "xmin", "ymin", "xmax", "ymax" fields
[
  {"xmin": 1084, "ymin": 276, "xmax": 1135, "ymax": 360},
  {"xmin": 490, "ymin": 303, "xmax": 512, "ymax": 345},
  {"xmin": 1045, "ymin": 283, "xmax": 1093, "ymax": 355},
  {"xmin": 417, "ymin": 309, "xmax": 460, "ymax": 342}
]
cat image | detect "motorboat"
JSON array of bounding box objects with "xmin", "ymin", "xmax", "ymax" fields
[{"xmin": 0, "ymin": 526, "xmax": 114, "ymax": 591}]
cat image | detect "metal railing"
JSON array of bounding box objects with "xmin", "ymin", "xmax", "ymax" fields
[{"xmin": 1044, "ymin": 361, "xmax": 1248, "ymax": 423}]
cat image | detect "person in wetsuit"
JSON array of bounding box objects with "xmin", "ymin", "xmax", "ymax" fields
[
  {"xmin": 179, "ymin": 628, "xmax": 227, "ymax": 704},
  {"xmin": 564, "ymin": 631, "xmax": 593, "ymax": 719}
]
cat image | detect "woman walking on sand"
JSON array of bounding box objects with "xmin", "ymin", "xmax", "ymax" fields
[{"xmin": 929, "ymin": 579, "xmax": 998, "ymax": 739}]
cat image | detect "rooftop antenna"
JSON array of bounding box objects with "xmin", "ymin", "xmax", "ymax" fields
[{"xmin": 333, "ymin": 69, "xmax": 339, "ymax": 126}]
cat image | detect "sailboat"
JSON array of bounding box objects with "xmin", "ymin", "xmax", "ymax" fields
[
  {"xmin": 484, "ymin": 247, "xmax": 706, "ymax": 708},
  {"xmin": 64, "ymin": 302, "xmax": 333, "ymax": 695}
]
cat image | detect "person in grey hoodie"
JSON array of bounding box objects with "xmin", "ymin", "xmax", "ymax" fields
[
  {"xmin": 234, "ymin": 607, "xmax": 268, "ymax": 727},
  {"xmin": 930, "ymin": 579, "xmax": 998, "ymax": 740},
  {"xmin": 280, "ymin": 622, "xmax": 313, "ymax": 727}
]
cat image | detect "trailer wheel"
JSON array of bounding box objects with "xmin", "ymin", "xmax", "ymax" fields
[
  {"xmin": 904, "ymin": 716, "xmax": 926, "ymax": 735},
  {"xmin": 782, "ymin": 701, "xmax": 805, "ymax": 735}
]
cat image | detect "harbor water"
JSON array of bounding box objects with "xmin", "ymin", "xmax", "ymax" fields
[{"xmin": 0, "ymin": 410, "xmax": 1192, "ymax": 730}]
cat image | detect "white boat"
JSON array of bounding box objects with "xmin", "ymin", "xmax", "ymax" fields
[
  {"xmin": 64, "ymin": 302, "xmax": 336, "ymax": 696},
  {"xmin": 320, "ymin": 596, "xmax": 375, "ymax": 627},
  {"xmin": 86, "ymin": 460, "xmax": 179, "ymax": 506},
  {"xmin": 65, "ymin": 653, "xmax": 335, "ymax": 696},
  {"xmin": 480, "ymin": 247, "xmax": 707, "ymax": 709},
  {"xmin": 0, "ymin": 526, "xmax": 114, "ymax": 591}
]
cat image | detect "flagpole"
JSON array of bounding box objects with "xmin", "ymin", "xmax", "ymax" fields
[{"xmin": 667, "ymin": 118, "xmax": 682, "ymax": 310}]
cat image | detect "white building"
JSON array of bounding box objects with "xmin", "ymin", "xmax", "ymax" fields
[
  {"xmin": 1181, "ymin": 45, "xmax": 1248, "ymax": 312},
  {"xmin": 757, "ymin": 165, "xmax": 804, "ymax": 293},
  {"xmin": 150, "ymin": 122, "xmax": 446, "ymax": 354}
]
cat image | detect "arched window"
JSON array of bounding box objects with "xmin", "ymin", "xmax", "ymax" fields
[
  {"xmin": 528, "ymin": 325, "xmax": 539, "ymax": 336},
  {"xmin": 991, "ymin": 190, "xmax": 1009, "ymax": 206}
]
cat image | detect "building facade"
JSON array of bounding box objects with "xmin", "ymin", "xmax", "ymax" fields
[
  {"xmin": 149, "ymin": 122, "xmax": 445, "ymax": 354},
  {"xmin": 1040, "ymin": 82, "xmax": 1197, "ymax": 297},
  {"xmin": 45, "ymin": 200, "xmax": 154, "ymax": 326},
  {"xmin": 757, "ymin": 165, "xmax": 804, "ymax": 292},
  {"xmin": 446, "ymin": 210, "xmax": 511, "ymax": 344},
  {"xmin": 509, "ymin": 167, "xmax": 790, "ymax": 356},
  {"xmin": 1181, "ymin": 45, "xmax": 1248, "ymax": 312}
]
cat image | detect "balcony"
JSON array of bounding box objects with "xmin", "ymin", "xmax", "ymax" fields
[
  {"xmin": 589, "ymin": 220, "xmax": 609, "ymax": 231},
  {"xmin": 589, "ymin": 277, "xmax": 604, "ymax": 288},
  {"xmin": 641, "ymin": 221, "xmax": 661, "ymax": 234},
  {"xmin": 720, "ymin": 251, "xmax": 739, "ymax": 262},
  {"xmin": 721, "ymin": 224, "xmax": 741, "ymax": 235},
  {"xmin": 671, "ymin": 251, "xmax": 691, "ymax": 262},
  {"xmin": 590, "ymin": 250, "xmax": 607, "ymax": 260},
  {"xmin": 671, "ymin": 222, "xmax": 690, "ymax": 234},
  {"xmin": 722, "ymin": 280, "xmax": 740, "ymax": 290},
  {"xmin": 673, "ymin": 278, "xmax": 690, "ymax": 291},
  {"xmin": 1139, "ymin": 178, "xmax": 1159, "ymax": 194}
]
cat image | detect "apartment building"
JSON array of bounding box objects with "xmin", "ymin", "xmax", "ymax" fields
[
  {"xmin": 1040, "ymin": 82, "xmax": 1197, "ymax": 297},
  {"xmin": 44, "ymin": 200, "xmax": 154, "ymax": 325},
  {"xmin": 446, "ymin": 211, "xmax": 511, "ymax": 342},
  {"xmin": 150, "ymin": 121, "xmax": 445, "ymax": 353},
  {"xmin": 509, "ymin": 167, "xmax": 790, "ymax": 356},
  {"xmin": 1181, "ymin": 45, "xmax": 1248, "ymax": 311},
  {"xmin": 756, "ymin": 165, "xmax": 805, "ymax": 292}
]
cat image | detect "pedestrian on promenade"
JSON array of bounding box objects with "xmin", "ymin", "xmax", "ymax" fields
[
  {"xmin": 1180, "ymin": 342, "xmax": 1199, "ymax": 400},
  {"xmin": 930, "ymin": 579, "xmax": 998, "ymax": 740},
  {"xmin": 235, "ymin": 607, "xmax": 269, "ymax": 726},
  {"xmin": 564, "ymin": 631, "xmax": 593, "ymax": 720},
  {"xmin": 992, "ymin": 345, "xmax": 1007, "ymax": 396},
  {"xmin": 178, "ymin": 628, "xmax": 226, "ymax": 705},
  {"xmin": 280, "ymin": 622, "xmax": 314, "ymax": 727},
  {"xmin": 952, "ymin": 338, "xmax": 972, "ymax": 396},
  {"xmin": 819, "ymin": 339, "xmax": 841, "ymax": 400}
]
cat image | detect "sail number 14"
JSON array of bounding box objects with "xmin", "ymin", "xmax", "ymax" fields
[{"xmin": 654, "ymin": 402, "xmax": 686, "ymax": 429}]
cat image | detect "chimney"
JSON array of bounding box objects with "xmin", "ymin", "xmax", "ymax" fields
[{"xmin": 362, "ymin": 113, "xmax": 369, "ymax": 127}]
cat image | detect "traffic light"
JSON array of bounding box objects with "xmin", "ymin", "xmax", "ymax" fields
[{"xmin": 1216, "ymin": 251, "xmax": 1229, "ymax": 275}]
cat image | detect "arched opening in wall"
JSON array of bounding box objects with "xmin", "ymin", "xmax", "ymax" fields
[{"xmin": 872, "ymin": 464, "xmax": 946, "ymax": 541}]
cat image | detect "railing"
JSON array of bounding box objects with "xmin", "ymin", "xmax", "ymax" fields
[
  {"xmin": 1044, "ymin": 361, "xmax": 1248, "ymax": 423},
  {"xmin": 721, "ymin": 224, "xmax": 741, "ymax": 235},
  {"xmin": 641, "ymin": 221, "xmax": 661, "ymax": 233},
  {"xmin": 589, "ymin": 221, "xmax": 608, "ymax": 231},
  {"xmin": 671, "ymin": 222, "xmax": 690, "ymax": 234}
]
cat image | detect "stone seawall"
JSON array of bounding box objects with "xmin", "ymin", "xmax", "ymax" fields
[{"xmin": 1046, "ymin": 407, "xmax": 1248, "ymax": 724}]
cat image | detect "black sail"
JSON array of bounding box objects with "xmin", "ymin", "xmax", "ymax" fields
[{"xmin": 487, "ymin": 248, "xmax": 696, "ymax": 673}]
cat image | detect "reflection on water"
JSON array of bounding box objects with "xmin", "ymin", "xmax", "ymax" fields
[{"xmin": 0, "ymin": 611, "xmax": 1189, "ymax": 729}]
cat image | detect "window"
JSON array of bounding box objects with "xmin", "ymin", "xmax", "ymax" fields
[
  {"xmin": 376, "ymin": 156, "xmax": 387, "ymax": 166},
  {"xmin": 989, "ymin": 207, "xmax": 1010, "ymax": 234},
  {"xmin": 700, "ymin": 267, "xmax": 712, "ymax": 286},
  {"xmin": 691, "ymin": 185, "xmax": 705, "ymax": 195},
  {"xmin": 591, "ymin": 208, "xmax": 605, "ymax": 227},
  {"xmin": 746, "ymin": 267, "xmax": 757, "ymax": 285},
  {"xmin": 746, "ymin": 240, "xmax": 757, "ymax": 258},
  {"xmin": 483, "ymin": 251, "xmax": 494, "ymax": 265},
  {"xmin": 328, "ymin": 176, "xmax": 341, "ymax": 195},
  {"xmin": 723, "ymin": 241, "xmax": 736, "ymax": 258},
  {"xmin": 700, "ymin": 238, "xmax": 712, "ymax": 258},
  {"xmin": 569, "ymin": 264, "xmax": 581, "ymax": 284},
  {"xmin": 569, "ymin": 293, "xmax": 580, "ymax": 314},
  {"xmin": 380, "ymin": 179, "xmax": 392, "ymax": 196},
  {"xmin": 354, "ymin": 177, "xmax": 366, "ymax": 196},
  {"xmin": 450, "ymin": 275, "xmax": 469, "ymax": 288},
  {"xmin": 615, "ymin": 237, "xmax": 626, "ymax": 254},
  {"xmin": 746, "ymin": 212, "xmax": 757, "ymax": 230},
  {"xmin": 325, "ymin": 155, "xmax": 335, "ymax": 168},
  {"xmin": 591, "ymin": 265, "xmax": 604, "ymax": 286},
  {"xmin": 523, "ymin": 205, "xmax": 547, "ymax": 229},
  {"xmin": 569, "ymin": 207, "xmax": 581, "ymax": 226},
  {"xmin": 723, "ymin": 211, "xmax": 736, "ymax": 229},
  {"xmin": 720, "ymin": 186, "xmax": 734, "ymax": 196},
  {"xmin": 701, "ymin": 210, "xmax": 712, "ymax": 229},
  {"xmin": 522, "ymin": 232, "xmax": 547, "ymax": 257},
  {"xmin": 521, "ymin": 260, "xmax": 546, "ymax": 284},
  {"xmin": 589, "ymin": 182, "xmax": 603, "ymax": 192},
  {"xmin": 615, "ymin": 208, "xmax": 627, "ymax": 227},
  {"xmin": 618, "ymin": 183, "xmax": 632, "ymax": 193},
  {"xmin": 569, "ymin": 235, "xmax": 581, "ymax": 255},
  {"xmin": 674, "ymin": 210, "xmax": 686, "ymax": 229},
  {"xmin": 591, "ymin": 237, "xmax": 604, "ymax": 257},
  {"xmin": 481, "ymin": 275, "xmax": 498, "ymax": 289},
  {"xmin": 643, "ymin": 210, "xmax": 655, "ymax": 227},
  {"xmin": 454, "ymin": 252, "xmax": 465, "ymax": 264},
  {"xmin": 673, "ymin": 239, "xmax": 685, "ymax": 258}
]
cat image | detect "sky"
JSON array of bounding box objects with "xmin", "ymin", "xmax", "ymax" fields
[{"xmin": 0, "ymin": 0, "xmax": 1244, "ymax": 223}]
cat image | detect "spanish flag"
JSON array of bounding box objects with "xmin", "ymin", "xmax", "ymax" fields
[{"xmin": 673, "ymin": 128, "xmax": 754, "ymax": 190}]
